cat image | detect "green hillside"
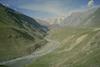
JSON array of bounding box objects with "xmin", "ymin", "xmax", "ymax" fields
[
  {"xmin": 0, "ymin": 3, "xmax": 48, "ymax": 62},
  {"xmin": 0, "ymin": 65, "xmax": 9, "ymax": 67},
  {"xmin": 0, "ymin": 2, "xmax": 100, "ymax": 67},
  {"xmin": 27, "ymin": 27, "xmax": 100, "ymax": 67}
]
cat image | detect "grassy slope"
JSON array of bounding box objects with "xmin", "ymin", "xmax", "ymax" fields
[
  {"xmin": 0, "ymin": 65, "xmax": 9, "ymax": 67},
  {"xmin": 27, "ymin": 27, "xmax": 100, "ymax": 67},
  {"xmin": 0, "ymin": 4, "xmax": 47, "ymax": 62}
]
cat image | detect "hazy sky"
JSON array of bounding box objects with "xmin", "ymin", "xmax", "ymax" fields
[{"xmin": 0, "ymin": 0, "xmax": 100, "ymax": 18}]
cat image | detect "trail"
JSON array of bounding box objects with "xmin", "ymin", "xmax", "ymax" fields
[
  {"xmin": 0, "ymin": 37, "xmax": 60, "ymax": 67},
  {"xmin": 57, "ymin": 34, "xmax": 88, "ymax": 53}
]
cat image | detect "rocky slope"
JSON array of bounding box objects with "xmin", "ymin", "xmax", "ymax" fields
[
  {"xmin": 62, "ymin": 7, "xmax": 100, "ymax": 27},
  {"xmin": 0, "ymin": 3, "xmax": 48, "ymax": 62}
]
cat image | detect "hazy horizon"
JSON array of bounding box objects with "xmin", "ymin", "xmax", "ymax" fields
[{"xmin": 0, "ymin": 0, "xmax": 100, "ymax": 18}]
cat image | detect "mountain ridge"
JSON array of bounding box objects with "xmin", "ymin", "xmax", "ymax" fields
[
  {"xmin": 0, "ymin": 3, "xmax": 48, "ymax": 62},
  {"xmin": 61, "ymin": 7, "xmax": 100, "ymax": 27}
]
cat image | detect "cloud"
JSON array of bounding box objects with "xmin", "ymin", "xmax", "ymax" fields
[
  {"xmin": 18, "ymin": 0, "xmax": 88, "ymax": 18},
  {"xmin": 19, "ymin": 1, "xmax": 67, "ymax": 17},
  {"xmin": 88, "ymin": 0, "xmax": 94, "ymax": 8}
]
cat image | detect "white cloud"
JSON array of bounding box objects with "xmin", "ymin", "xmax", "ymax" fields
[
  {"xmin": 88, "ymin": 0, "xmax": 94, "ymax": 8},
  {"xmin": 19, "ymin": 2, "xmax": 67, "ymax": 17},
  {"xmin": 19, "ymin": 0, "xmax": 88, "ymax": 18}
]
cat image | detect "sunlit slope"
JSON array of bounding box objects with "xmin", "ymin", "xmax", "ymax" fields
[
  {"xmin": 81, "ymin": 8, "xmax": 100, "ymax": 27},
  {"xmin": 0, "ymin": 3, "xmax": 48, "ymax": 62},
  {"xmin": 62, "ymin": 8, "xmax": 100, "ymax": 27},
  {"xmin": 27, "ymin": 27, "xmax": 100, "ymax": 67}
]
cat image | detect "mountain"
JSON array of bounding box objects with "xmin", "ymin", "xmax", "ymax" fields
[
  {"xmin": 45, "ymin": 16, "xmax": 65, "ymax": 25},
  {"xmin": 0, "ymin": 65, "xmax": 9, "ymax": 67},
  {"xmin": 36, "ymin": 16, "xmax": 65, "ymax": 29},
  {"xmin": 62, "ymin": 7, "xmax": 100, "ymax": 27},
  {"xmin": 26, "ymin": 7, "xmax": 100, "ymax": 67},
  {"xmin": 35, "ymin": 19, "xmax": 61, "ymax": 29},
  {"xmin": 35, "ymin": 19, "xmax": 50, "ymax": 27},
  {"xmin": 0, "ymin": 3, "xmax": 48, "ymax": 62},
  {"xmin": 27, "ymin": 27, "xmax": 100, "ymax": 67},
  {"xmin": 81, "ymin": 8, "xmax": 100, "ymax": 27}
]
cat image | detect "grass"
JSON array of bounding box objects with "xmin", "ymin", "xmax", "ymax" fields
[
  {"xmin": 26, "ymin": 27, "xmax": 100, "ymax": 67},
  {"xmin": 0, "ymin": 65, "xmax": 9, "ymax": 67},
  {"xmin": 0, "ymin": 4, "xmax": 48, "ymax": 62}
]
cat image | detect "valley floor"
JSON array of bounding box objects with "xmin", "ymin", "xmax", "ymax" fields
[
  {"xmin": 1, "ymin": 27, "xmax": 100, "ymax": 67},
  {"xmin": 26, "ymin": 27, "xmax": 100, "ymax": 67},
  {"xmin": 0, "ymin": 36, "xmax": 60, "ymax": 67}
]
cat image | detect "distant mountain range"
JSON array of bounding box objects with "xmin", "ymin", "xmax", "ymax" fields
[
  {"xmin": 36, "ymin": 16, "xmax": 65, "ymax": 29},
  {"xmin": 61, "ymin": 7, "xmax": 100, "ymax": 27},
  {"xmin": 44, "ymin": 16, "xmax": 65, "ymax": 25},
  {"xmin": 37, "ymin": 7, "xmax": 100, "ymax": 28},
  {"xmin": 0, "ymin": 3, "xmax": 48, "ymax": 62},
  {"xmin": 35, "ymin": 18, "xmax": 50, "ymax": 27}
]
